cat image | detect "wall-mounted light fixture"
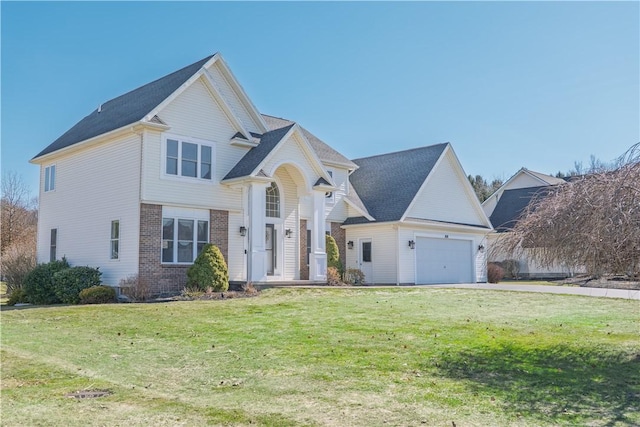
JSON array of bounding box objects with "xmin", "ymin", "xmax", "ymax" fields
[
  {"xmin": 285, "ymin": 229, "xmax": 293, "ymax": 238},
  {"xmin": 408, "ymin": 240, "xmax": 415, "ymax": 249},
  {"xmin": 239, "ymin": 226, "xmax": 247, "ymax": 237},
  {"xmin": 347, "ymin": 241, "xmax": 354, "ymax": 249},
  {"xmin": 478, "ymin": 244, "xmax": 485, "ymax": 252}
]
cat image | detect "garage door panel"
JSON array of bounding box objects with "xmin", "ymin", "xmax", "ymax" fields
[{"xmin": 416, "ymin": 237, "xmax": 473, "ymax": 284}]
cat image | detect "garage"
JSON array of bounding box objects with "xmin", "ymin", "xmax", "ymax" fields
[{"xmin": 415, "ymin": 237, "xmax": 473, "ymax": 284}]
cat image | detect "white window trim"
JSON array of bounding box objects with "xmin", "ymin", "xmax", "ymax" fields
[
  {"xmin": 50, "ymin": 228, "xmax": 58, "ymax": 262},
  {"xmin": 161, "ymin": 214, "xmax": 210, "ymax": 265},
  {"xmin": 110, "ymin": 219, "xmax": 120, "ymax": 261},
  {"xmin": 44, "ymin": 164, "xmax": 56, "ymax": 193},
  {"xmin": 325, "ymin": 169, "xmax": 335, "ymax": 204},
  {"xmin": 161, "ymin": 133, "xmax": 215, "ymax": 184}
]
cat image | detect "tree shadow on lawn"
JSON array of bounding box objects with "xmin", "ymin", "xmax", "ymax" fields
[{"xmin": 430, "ymin": 343, "xmax": 640, "ymax": 426}]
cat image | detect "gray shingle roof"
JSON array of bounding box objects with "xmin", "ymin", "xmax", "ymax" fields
[
  {"xmin": 33, "ymin": 55, "xmax": 214, "ymax": 160},
  {"xmin": 262, "ymin": 115, "xmax": 356, "ymax": 168},
  {"xmin": 347, "ymin": 143, "xmax": 448, "ymax": 223},
  {"xmin": 223, "ymin": 124, "xmax": 295, "ymax": 180},
  {"xmin": 489, "ymin": 185, "xmax": 551, "ymax": 232}
]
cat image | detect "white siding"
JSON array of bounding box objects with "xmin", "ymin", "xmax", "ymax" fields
[
  {"xmin": 275, "ymin": 167, "xmax": 300, "ymax": 280},
  {"xmin": 345, "ymin": 225, "xmax": 398, "ymax": 284},
  {"xmin": 508, "ymin": 173, "xmax": 548, "ymax": 190},
  {"xmin": 325, "ymin": 166, "xmax": 349, "ymax": 222},
  {"xmin": 36, "ymin": 134, "xmax": 141, "ymax": 285},
  {"xmin": 407, "ymin": 151, "xmax": 486, "ymax": 226},
  {"xmin": 142, "ymin": 78, "xmax": 244, "ymax": 210},
  {"xmin": 206, "ymin": 63, "xmax": 261, "ymax": 134},
  {"xmin": 228, "ymin": 212, "xmax": 246, "ymax": 281}
]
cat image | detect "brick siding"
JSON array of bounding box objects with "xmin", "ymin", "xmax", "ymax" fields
[{"xmin": 139, "ymin": 203, "xmax": 229, "ymax": 296}]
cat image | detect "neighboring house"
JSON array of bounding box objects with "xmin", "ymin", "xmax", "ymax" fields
[
  {"xmin": 31, "ymin": 53, "xmax": 492, "ymax": 294},
  {"xmin": 482, "ymin": 168, "xmax": 577, "ymax": 278}
]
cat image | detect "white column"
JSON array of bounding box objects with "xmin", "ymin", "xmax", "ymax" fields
[
  {"xmin": 310, "ymin": 189, "xmax": 327, "ymax": 281},
  {"xmin": 247, "ymin": 181, "xmax": 268, "ymax": 282}
]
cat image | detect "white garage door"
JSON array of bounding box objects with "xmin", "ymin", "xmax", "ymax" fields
[{"xmin": 416, "ymin": 237, "xmax": 473, "ymax": 284}]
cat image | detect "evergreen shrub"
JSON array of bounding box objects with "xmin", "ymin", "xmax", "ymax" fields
[{"xmin": 187, "ymin": 244, "xmax": 229, "ymax": 292}]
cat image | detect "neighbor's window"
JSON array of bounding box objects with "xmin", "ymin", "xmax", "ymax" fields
[
  {"xmin": 165, "ymin": 136, "xmax": 213, "ymax": 180},
  {"xmin": 265, "ymin": 182, "xmax": 280, "ymax": 218},
  {"xmin": 50, "ymin": 228, "xmax": 57, "ymax": 262},
  {"xmin": 44, "ymin": 165, "xmax": 56, "ymax": 192},
  {"xmin": 110, "ymin": 220, "xmax": 120, "ymax": 260},
  {"xmin": 162, "ymin": 217, "xmax": 209, "ymax": 263}
]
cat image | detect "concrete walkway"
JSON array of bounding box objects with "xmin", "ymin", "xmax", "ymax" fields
[{"xmin": 429, "ymin": 283, "xmax": 640, "ymax": 300}]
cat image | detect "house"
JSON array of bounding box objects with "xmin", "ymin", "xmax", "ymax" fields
[
  {"xmin": 31, "ymin": 53, "xmax": 492, "ymax": 294},
  {"xmin": 482, "ymin": 168, "xmax": 577, "ymax": 278}
]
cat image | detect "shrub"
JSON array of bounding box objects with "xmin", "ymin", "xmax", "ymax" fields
[
  {"xmin": 327, "ymin": 266, "xmax": 344, "ymax": 286},
  {"xmin": 7, "ymin": 288, "xmax": 28, "ymax": 306},
  {"xmin": 488, "ymin": 263, "xmax": 505, "ymax": 284},
  {"xmin": 52, "ymin": 266, "xmax": 102, "ymax": 304},
  {"xmin": 1, "ymin": 244, "xmax": 36, "ymax": 294},
  {"xmin": 344, "ymin": 268, "xmax": 365, "ymax": 285},
  {"xmin": 501, "ymin": 259, "xmax": 521, "ymax": 279},
  {"xmin": 79, "ymin": 285, "xmax": 116, "ymax": 304},
  {"xmin": 119, "ymin": 274, "xmax": 151, "ymax": 302},
  {"xmin": 23, "ymin": 258, "xmax": 70, "ymax": 305},
  {"xmin": 326, "ymin": 234, "xmax": 343, "ymax": 271},
  {"xmin": 187, "ymin": 244, "xmax": 229, "ymax": 292}
]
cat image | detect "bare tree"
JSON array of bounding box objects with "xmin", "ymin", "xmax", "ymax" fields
[
  {"xmin": 1, "ymin": 171, "xmax": 37, "ymax": 253},
  {"xmin": 493, "ymin": 144, "xmax": 640, "ymax": 278},
  {"xmin": 1, "ymin": 172, "xmax": 38, "ymax": 291}
]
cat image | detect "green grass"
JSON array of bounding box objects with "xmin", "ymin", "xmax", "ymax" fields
[{"xmin": 2, "ymin": 288, "xmax": 639, "ymax": 426}]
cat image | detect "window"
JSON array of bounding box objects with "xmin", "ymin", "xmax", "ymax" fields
[
  {"xmin": 164, "ymin": 137, "xmax": 213, "ymax": 180},
  {"xmin": 110, "ymin": 220, "xmax": 120, "ymax": 260},
  {"xmin": 266, "ymin": 182, "xmax": 280, "ymax": 218},
  {"xmin": 162, "ymin": 217, "xmax": 209, "ymax": 263},
  {"xmin": 45, "ymin": 165, "xmax": 56, "ymax": 192},
  {"xmin": 362, "ymin": 241, "xmax": 372, "ymax": 263},
  {"xmin": 50, "ymin": 228, "xmax": 57, "ymax": 261},
  {"xmin": 325, "ymin": 170, "xmax": 334, "ymax": 202}
]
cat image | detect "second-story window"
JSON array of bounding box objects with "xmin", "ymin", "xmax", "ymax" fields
[
  {"xmin": 165, "ymin": 136, "xmax": 213, "ymax": 181},
  {"xmin": 45, "ymin": 165, "xmax": 56, "ymax": 192},
  {"xmin": 265, "ymin": 182, "xmax": 280, "ymax": 218}
]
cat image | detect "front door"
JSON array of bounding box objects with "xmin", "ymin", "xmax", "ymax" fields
[
  {"xmin": 359, "ymin": 238, "xmax": 373, "ymax": 283},
  {"xmin": 266, "ymin": 224, "xmax": 276, "ymax": 275}
]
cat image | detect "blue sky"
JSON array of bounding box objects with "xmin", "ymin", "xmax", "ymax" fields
[{"xmin": 2, "ymin": 1, "xmax": 638, "ymax": 197}]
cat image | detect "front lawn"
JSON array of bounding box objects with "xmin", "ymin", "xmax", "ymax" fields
[{"xmin": 2, "ymin": 288, "xmax": 638, "ymax": 426}]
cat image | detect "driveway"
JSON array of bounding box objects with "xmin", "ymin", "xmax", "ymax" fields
[{"xmin": 430, "ymin": 283, "xmax": 640, "ymax": 300}]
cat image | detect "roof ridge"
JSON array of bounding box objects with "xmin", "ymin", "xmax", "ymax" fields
[
  {"xmin": 100, "ymin": 54, "xmax": 215, "ymax": 108},
  {"xmin": 351, "ymin": 142, "xmax": 449, "ymax": 162}
]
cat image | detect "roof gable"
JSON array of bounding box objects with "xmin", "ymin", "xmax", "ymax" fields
[
  {"xmin": 262, "ymin": 115, "xmax": 356, "ymax": 169},
  {"xmin": 33, "ymin": 55, "xmax": 214, "ymax": 160},
  {"xmin": 348, "ymin": 143, "xmax": 448, "ymax": 223},
  {"xmin": 404, "ymin": 148, "xmax": 491, "ymax": 227},
  {"xmin": 223, "ymin": 124, "xmax": 295, "ymax": 180}
]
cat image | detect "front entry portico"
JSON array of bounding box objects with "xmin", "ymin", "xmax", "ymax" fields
[{"xmin": 245, "ymin": 163, "xmax": 328, "ymax": 283}]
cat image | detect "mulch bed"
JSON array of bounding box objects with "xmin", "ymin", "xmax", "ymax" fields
[{"xmin": 553, "ymin": 275, "xmax": 640, "ymax": 290}]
